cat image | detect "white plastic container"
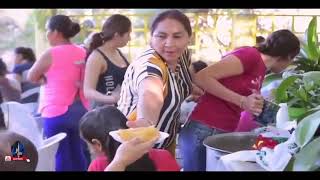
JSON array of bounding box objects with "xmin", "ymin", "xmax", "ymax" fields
[{"xmin": 276, "ymin": 103, "xmax": 290, "ymax": 130}]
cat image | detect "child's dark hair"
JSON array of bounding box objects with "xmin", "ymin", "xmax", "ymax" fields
[
  {"xmin": 0, "ymin": 58, "xmax": 8, "ymax": 76},
  {"xmin": 151, "ymin": 10, "xmax": 192, "ymax": 37},
  {"xmin": 79, "ymin": 106, "xmax": 156, "ymax": 171},
  {"xmin": 192, "ymin": 60, "xmax": 208, "ymax": 73},
  {"xmin": 14, "ymin": 47, "xmax": 36, "ymax": 63},
  {"xmin": 0, "ymin": 130, "xmax": 38, "ymax": 171},
  {"xmin": 87, "ymin": 14, "xmax": 131, "ymax": 58},
  {"xmin": 47, "ymin": 15, "xmax": 80, "ymax": 39},
  {"xmin": 256, "ymin": 29, "xmax": 300, "ymax": 60}
]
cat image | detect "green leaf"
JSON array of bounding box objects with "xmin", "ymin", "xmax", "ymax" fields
[
  {"xmin": 304, "ymin": 80, "xmax": 315, "ymax": 91},
  {"xmin": 298, "ymin": 86, "xmax": 308, "ymax": 102},
  {"xmin": 284, "ymin": 157, "xmax": 295, "ymax": 171},
  {"xmin": 295, "ymin": 110, "xmax": 320, "ymax": 147},
  {"xmin": 301, "ymin": 44, "xmax": 310, "ymax": 59},
  {"xmin": 306, "ymin": 16, "xmax": 320, "ymax": 61},
  {"xmin": 293, "ymin": 136, "xmax": 320, "ymax": 171},
  {"xmin": 295, "ymin": 109, "xmax": 319, "ymax": 123},
  {"xmin": 275, "ymin": 76, "xmax": 299, "ymax": 104},
  {"xmin": 288, "ymin": 107, "xmax": 307, "ymax": 120},
  {"xmin": 303, "ymin": 71, "xmax": 320, "ymax": 85}
]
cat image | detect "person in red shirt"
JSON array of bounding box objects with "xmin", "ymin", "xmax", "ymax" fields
[
  {"xmin": 80, "ymin": 106, "xmax": 180, "ymax": 171},
  {"xmin": 179, "ymin": 29, "xmax": 300, "ymax": 171}
]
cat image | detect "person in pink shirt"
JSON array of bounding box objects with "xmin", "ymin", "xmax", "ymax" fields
[
  {"xmin": 28, "ymin": 15, "xmax": 89, "ymax": 171},
  {"xmin": 80, "ymin": 106, "xmax": 181, "ymax": 171},
  {"xmin": 179, "ymin": 29, "xmax": 300, "ymax": 171}
]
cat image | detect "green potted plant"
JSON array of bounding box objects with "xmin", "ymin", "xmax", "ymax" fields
[
  {"xmin": 275, "ymin": 71, "xmax": 320, "ymax": 121},
  {"xmin": 295, "ymin": 16, "xmax": 320, "ymax": 72},
  {"xmin": 276, "ymin": 16, "xmax": 320, "ymax": 171},
  {"xmin": 275, "ymin": 16, "xmax": 320, "ymax": 121}
]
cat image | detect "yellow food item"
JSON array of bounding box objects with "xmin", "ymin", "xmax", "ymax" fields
[{"xmin": 117, "ymin": 126, "xmax": 160, "ymax": 142}]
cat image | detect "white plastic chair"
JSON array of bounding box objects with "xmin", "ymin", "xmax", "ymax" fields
[
  {"xmin": 0, "ymin": 101, "xmax": 43, "ymax": 148},
  {"xmin": 22, "ymin": 102, "xmax": 39, "ymax": 114},
  {"xmin": 36, "ymin": 133, "xmax": 67, "ymax": 171},
  {"xmin": 1, "ymin": 101, "xmax": 67, "ymax": 171}
]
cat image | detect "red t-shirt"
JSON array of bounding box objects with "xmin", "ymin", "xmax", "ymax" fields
[
  {"xmin": 190, "ymin": 47, "xmax": 267, "ymax": 132},
  {"xmin": 88, "ymin": 149, "xmax": 180, "ymax": 171}
]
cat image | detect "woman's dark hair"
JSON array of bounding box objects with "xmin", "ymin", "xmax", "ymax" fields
[
  {"xmin": 257, "ymin": 29, "xmax": 300, "ymax": 60},
  {"xmin": 192, "ymin": 60, "xmax": 208, "ymax": 73},
  {"xmin": 0, "ymin": 58, "xmax": 8, "ymax": 76},
  {"xmin": 14, "ymin": 47, "xmax": 36, "ymax": 63},
  {"xmin": 151, "ymin": 10, "xmax": 192, "ymax": 37},
  {"xmin": 47, "ymin": 15, "xmax": 80, "ymax": 39},
  {"xmin": 87, "ymin": 14, "xmax": 131, "ymax": 57},
  {"xmin": 80, "ymin": 106, "xmax": 156, "ymax": 171},
  {"xmin": 0, "ymin": 130, "xmax": 38, "ymax": 171}
]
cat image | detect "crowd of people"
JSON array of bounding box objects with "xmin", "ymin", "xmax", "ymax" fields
[{"xmin": 0, "ymin": 9, "xmax": 301, "ymax": 171}]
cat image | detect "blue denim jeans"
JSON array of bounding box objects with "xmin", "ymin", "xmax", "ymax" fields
[{"xmin": 179, "ymin": 120, "xmax": 225, "ymax": 171}]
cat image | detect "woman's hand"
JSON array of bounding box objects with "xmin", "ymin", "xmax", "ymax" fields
[
  {"xmin": 241, "ymin": 93, "xmax": 264, "ymax": 116},
  {"xmin": 189, "ymin": 83, "xmax": 204, "ymax": 102},
  {"xmin": 105, "ymin": 136, "xmax": 159, "ymax": 171},
  {"xmin": 38, "ymin": 76, "xmax": 47, "ymax": 85}
]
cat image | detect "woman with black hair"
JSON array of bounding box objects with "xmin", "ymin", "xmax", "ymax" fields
[
  {"xmin": 27, "ymin": 15, "xmax": 89, "ymax": 171},
  {"xmin": 179, "ymin": 29, "xmax": 301, "ymax": 171},
  {"xmin": 117, "ymin": 10, "xmax": 195, "ymax": 157},
  {"xmin": 80, "ymin": 106, "xmax": 180, "ymax": 171},
  {"xmin": 84, "ymin": 14, "xmax": 131, "ymax": 109}
]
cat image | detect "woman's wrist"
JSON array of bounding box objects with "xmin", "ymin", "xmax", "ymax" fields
[{"xmin": 239, "ymin": 96, "xmax": 246, "ymax": 109}]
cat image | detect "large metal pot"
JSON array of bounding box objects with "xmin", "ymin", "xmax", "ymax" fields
[{"xmin": 203, "ymin": 132, "xmax": 257, "ymax": 171}]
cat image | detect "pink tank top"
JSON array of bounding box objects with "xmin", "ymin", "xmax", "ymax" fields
[{"xmin": 39, "ymin": 44, "xmax": 89, "ymax": 118}]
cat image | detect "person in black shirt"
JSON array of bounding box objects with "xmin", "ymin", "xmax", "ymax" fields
[{"xmin": 83, "ymin": 14, "xmax": 131, "ymax": 109}]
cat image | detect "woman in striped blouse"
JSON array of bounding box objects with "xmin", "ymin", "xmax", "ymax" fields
[{"xmin": 117, "ymin": 10, "xmax": 198, "ymax": 156}]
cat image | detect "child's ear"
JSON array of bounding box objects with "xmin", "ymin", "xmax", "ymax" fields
[{"xmin": 91, "ymin": 139, "xmax": 103, "ymax": 152}]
